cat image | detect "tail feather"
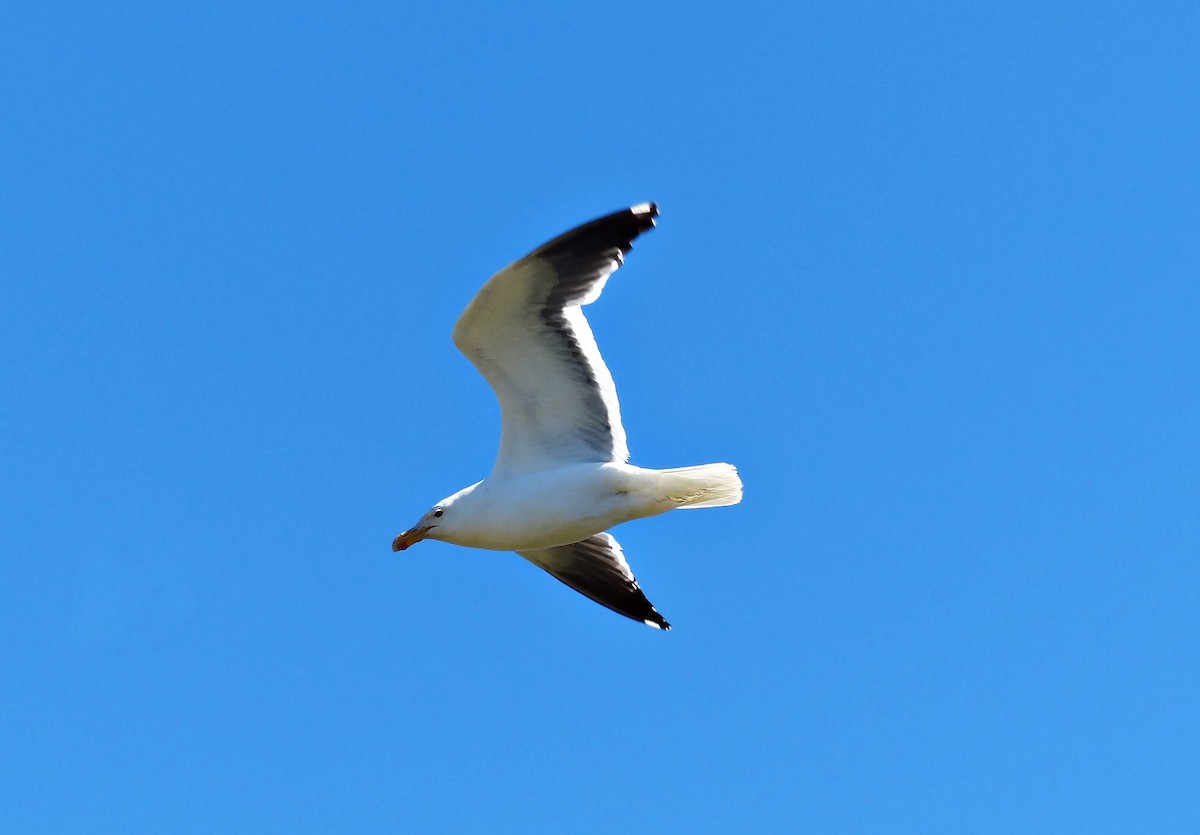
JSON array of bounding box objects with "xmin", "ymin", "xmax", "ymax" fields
[{"xmin": 657, "ymin": 463, "xmax": 743, "ymax": 509}]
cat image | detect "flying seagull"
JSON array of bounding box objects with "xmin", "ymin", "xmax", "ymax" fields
[{"xmin": 392, "ymin": 203, "xmax": 742, "ymax": 629}]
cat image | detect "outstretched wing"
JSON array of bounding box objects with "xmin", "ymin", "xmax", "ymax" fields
[
  {"xmin": 452, "ymin": 203, "xmax": 658, "ymax": 476},
  {"xmin": 517, "ymin": 532, "xmax": 670, "ymax": 630}
]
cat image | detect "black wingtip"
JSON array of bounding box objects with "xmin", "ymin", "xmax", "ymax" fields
[
  {"xmin": 645, "ymin": 614, "xmax": 672, "ymax": 631},
  {"xmin": 621, "ymin": 584, "xmax": 671, "ymax": 631},
  {"xmin": 631, "ymin": 201, "xmax": 659, "ymax": 222},
  {"xmin": 629, "ymin": 202, "xmax": 659, "ymax": 234},
  {"xmin": 531, "ymin": 202, "xmax": 660, "ymax": 264}
]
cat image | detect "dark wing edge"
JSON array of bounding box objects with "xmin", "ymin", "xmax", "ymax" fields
[
  {"xmin": 530, "ymin": 202, "xmax": 659, "ymax": 308},
  {"xmin": 517, "ymin": 532, "xmax": 671, "ymax": 630}
]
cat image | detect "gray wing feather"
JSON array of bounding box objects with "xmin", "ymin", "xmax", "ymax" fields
[{"xmin": 517, "ymin": 532, "xmax": 670, "ymax": 630}]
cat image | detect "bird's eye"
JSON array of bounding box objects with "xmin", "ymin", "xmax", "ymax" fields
[{"xmin": 433, "ymin": 509, "xmax": 444, "ymax": 518}]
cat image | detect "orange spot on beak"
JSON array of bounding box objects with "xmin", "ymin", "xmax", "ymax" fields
[{"xmin": 392, "ymin": 526, "xmax": 431, "ymax": 552}]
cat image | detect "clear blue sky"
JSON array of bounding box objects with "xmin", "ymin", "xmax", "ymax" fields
[{"xmin": 3, "ymin": 1, "xmax": 1198, "ymax": 831}]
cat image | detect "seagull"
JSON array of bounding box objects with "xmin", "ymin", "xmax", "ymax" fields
[{"xmin": 392, "ymin": 203, "xmax": 742, "ymax": 629}]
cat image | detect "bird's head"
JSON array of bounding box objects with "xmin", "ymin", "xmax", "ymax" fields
[
  {"xmin": 392, "ymin": 484, "xmax": 478, "ymax": 552},
  {"xmin": 391, "ymin": 503, "xmax": 447, "ymax": 552}
]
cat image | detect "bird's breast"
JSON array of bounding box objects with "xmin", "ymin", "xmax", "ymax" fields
[{"xmin": 446, "ymin": 464, "xmax": 651, "ymax": 551}]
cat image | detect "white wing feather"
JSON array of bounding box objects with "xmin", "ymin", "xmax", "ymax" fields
[{"xmin": 451, "ymin": 204, "xmax": 657, "ymax": 476}]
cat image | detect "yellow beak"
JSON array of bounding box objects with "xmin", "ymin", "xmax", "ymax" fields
[{"xmin": 392, "ymin": 525, "xmax": 431, "ymax": 552}]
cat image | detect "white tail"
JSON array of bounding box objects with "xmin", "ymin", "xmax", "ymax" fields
[{"xmin": 656, "ymin": 463, "xmax": 743, "ymax": 509}]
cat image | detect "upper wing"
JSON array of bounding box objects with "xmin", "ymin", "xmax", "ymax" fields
[
  {"xmin": 452, "ymin": 203, "xmax": 658, "ymax": 476},
  {"xmin": 517, "ymin": 532, "xmax": 671, "ymax": 630}
]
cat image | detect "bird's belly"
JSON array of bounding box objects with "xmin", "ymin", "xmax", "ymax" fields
[{"xmin": 453, "ymin": 465, "xmax": 659, "ymax": 551}]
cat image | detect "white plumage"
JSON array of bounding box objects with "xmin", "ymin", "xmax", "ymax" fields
[{"xmin": 393, "ymin": 203, "xmax": 742, "ymax": 629}]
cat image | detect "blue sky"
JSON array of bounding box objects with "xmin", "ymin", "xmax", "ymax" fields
[{"xmin": 2, "ymin": 1, "xmax": 1198, "ymax": 831}]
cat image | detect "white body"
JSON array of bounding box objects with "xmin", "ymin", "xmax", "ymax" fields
[{"xmin": 430, "ymin": 462, "xmax": 740, "ymax": 552}]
